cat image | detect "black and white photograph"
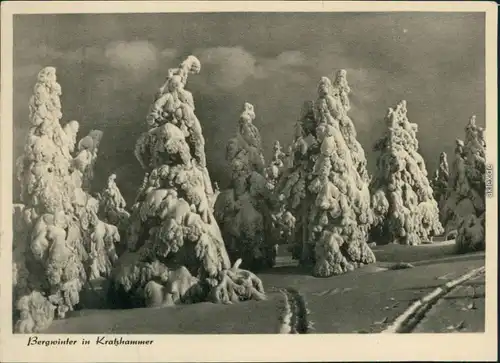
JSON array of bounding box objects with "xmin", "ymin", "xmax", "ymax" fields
[{"xmin": 1, "ymin": 1, "xmax": 497, "ymax": 362}]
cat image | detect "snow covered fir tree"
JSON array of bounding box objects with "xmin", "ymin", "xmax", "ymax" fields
[
  {"xmin": 96, "ymin": 173, "xmax": 131, "ymax": 255},
  {"xmin": 266, "ymin": 140, "xmax": 287, "ymax": 189},
  {"xmin": 110, "ymin": 56, "xmax": 266, "ymax": 308},
  {"xmin": 370, "ymin": 100, "xmax": 443, "ymax": 245},
  {"xmin": 274, "ymin": 70, "xmax": 376, "ymax": 277},
  {"xmin": 12, "ymin": 67, "xmax": 121, "ymax": 333},
  {"xmin": 431, "ymin": 151, "xmax": 450, "ymax": 224},
  {"xmin": 442, "ymin": 115, "xmax": 486, "ymax": 252},
  {"xmin": 214, "ymin": 103, "xmax": 278, "ymax": 270}
]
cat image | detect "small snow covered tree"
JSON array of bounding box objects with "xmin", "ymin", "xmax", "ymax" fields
[
  {"xmin": 112, "ymin": 56, "xmax": 265, "ymax": 308},
  {"xmin": 370, "ymin": 100, "xmax": 443, "ymax": 245},
  {"xmin": 431, "ymin": 151, "xmax": 450, "ymax": 224},
  {"xmin": 266, "ymin": 140, "xmax": 287, "ymax": 189},
  {"xmin": 442, "ymin": 116, "xmax": 486, "ymax": 252},
  {"xmin": 73, "ymin": 129, "xmax": 103, "ymax": 192},
  {"xmin": 13, "ymin": 67, "xmax": 121, "ymax": 333},
  {"xmin": 265, "ymin": 140, "xmax": 292, "ymax": 248},
  {"xmin": 97, "ymin": 173, "xmax": 130, "ymax": 255},
  {"xmin": 214, "ymin": 103, "xmax": 278, "ymax": 270},
  {"xmin": 274, "ymin": 70, "xmax": 376, "ymax": 277},
  {"xmin": 97, "ymin": 174, "xmax": 129, "ymax": 225}
]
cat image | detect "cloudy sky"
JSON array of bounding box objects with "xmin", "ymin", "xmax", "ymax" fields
[{"xmin": 13, "ymin": 12, "xmax": 485, "ymax": 203}]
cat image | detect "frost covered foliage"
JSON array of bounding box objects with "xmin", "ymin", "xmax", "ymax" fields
[
  {"xmin": 12, "ymin": 67, "xmax": 121, "ymax": 333},
  {"xmin": 431, "ymin": 152, "xmax": 450, "ymax": 223},
  {"xmin": 214, "ymin": 103, "xmax": 278, "ymax": 270},
  {"xmin": 112, "ymin": 56, "xmax": 265, "ymax": 307},
  {"xmin": 274, "ymin": 71, "xmax": 376, "ymax": 277},
  {"xmin": 442, "ymin": 116, "xmax": 486, "ymax": 252},
  {"xmin": 370, "ymin": 101, "xmax": 443, "ymax": 245}
]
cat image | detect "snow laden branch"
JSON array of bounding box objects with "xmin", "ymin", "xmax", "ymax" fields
[
  {"xmin": 274, "ymin": 70, "xmax": 376, "ymax": 277},
  {"xmin": 111, "ymin": 56, "xmax": 266, "ymax": 308},
  {"xmin": 13, "ymin": 67, "xmax": 122, "ymax": 333},
  {"xmin": 370, "ymin": 100, "xmax": 443, "ymax": 245}
]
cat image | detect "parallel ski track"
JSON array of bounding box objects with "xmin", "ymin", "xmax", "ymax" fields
[
  {"xmin": 277, "ymin": 287, "xmax": 312, "ymax": 334},
  {"xmin": 381, "ymin": 266, "xmax": 486, "ymax": 333}
]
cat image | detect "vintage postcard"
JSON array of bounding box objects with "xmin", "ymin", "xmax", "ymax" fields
[{"xmin": 0, "ymin": 1, "xmax": 497, "ymax": 362}]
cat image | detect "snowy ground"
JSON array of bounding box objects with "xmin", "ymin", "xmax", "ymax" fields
[{"xmin": 45, "ymin": 241, "xmax": 485, "ymax": 334}]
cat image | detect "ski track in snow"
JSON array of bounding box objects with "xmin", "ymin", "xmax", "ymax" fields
[
  {"xmin": 277, "ymin": 288, "xmax": 311, "ymax": 334},
  {"xmin": 381, "ymin": 266, "xmax": 485, "ymax": 333}
]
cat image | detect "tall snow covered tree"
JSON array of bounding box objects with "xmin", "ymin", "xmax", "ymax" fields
[
  {"xmin": 370, "ymin": 100, "xmax": 443, "ymax": 245},
  {"xmin": 274, "ymin": 70, "xmax": 376, "ymax": 277},
  {"xmin": 13, "ymin": 67, "xmax": 121, "ymax": 333},
  {"xmin": 111, "ymin": 56, "xmax": 266, "ymax": 308},
  {"xmin": 442, "ymin": 115, "xmax": 486, "ymax": 252},
  {"xmin": 214, "ymin": 103, "xmax": 278, "ymax": 270}
]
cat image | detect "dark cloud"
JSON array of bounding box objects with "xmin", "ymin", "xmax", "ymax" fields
[{"xmin": 12, "ymin": 13, "xmax": 485, "ymax": 204}]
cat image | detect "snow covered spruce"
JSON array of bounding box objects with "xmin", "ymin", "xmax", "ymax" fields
[
  {"xmin": 111, "ymin": 56, "xmax": 266, "ymax": 308},
  {"xmin": 442, "ymin": 116, "xmax": 486, "ymax": 252},
  {"xmin": 370, "ymin": 100, "xmax": 443, "ymax": 245},
  {"xmin": 13, "ymin": 67, "xmax": 121, "ymax": 333},
  {"xmin": 214, "ymin": 103, "xmax": 279, "ymax": 270},
  {"xmin": 431, "ymin": 151, "xmax": 450, "ymax": 225},
  {"xmin": 97, "ymin": 173, "xmax": 131, "ymax": 250},
  {"xmin": 274, "ymin": 70, "xmax": 376, "ymax": 277},
  {"xmin": 267, "ymin": 140, "xmax": 287, "ymax": 189}
]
